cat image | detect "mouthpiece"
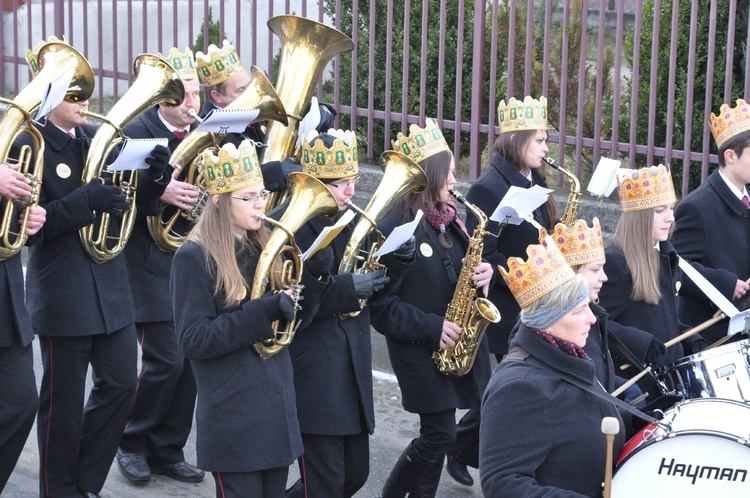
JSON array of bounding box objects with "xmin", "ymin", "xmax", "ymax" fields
[
  {"xmin": 541, "ymin": 156, "xmax": 560, "ymax": 169},
  {"xmin": 188, "ymin": 109, "xmax": 203, "ymax": 123},
  {"xmin": 449, "ymin": 189, "xmax": 467, "ymax": 204}
]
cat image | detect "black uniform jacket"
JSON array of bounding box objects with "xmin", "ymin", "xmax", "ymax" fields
[
  {"xmin": 671, "ymin": 169, "xmax": 750, "ymax": 343},
  {"xmin": 598, "ymin": 241, "xmax": 702, "ymax": 370},
  {"xmin": 465, "ymin": 152, "xmax": 553, "ymax": 355},
  {"xmin": 122, "ymin": 106, "xmax": 183, "ymax": 323},
  {"xmin": 0, "ymin": 253, "xmax": 33, "ymax": 348},
  {"xmin": 479, "ymin": 324, "xmax": 625, "ymax": 498},
  {"xmin": 171, "ymin": 238, "xmax": 329, "ymax": 472},
  {"xmin": 21, "ymin": 121, "xmax": 136, "ymax": 336},
  {"xmin": 369, "ymin": 207, "xmax": 491, "ymax": 414},
  {"xmin": 270, "ymin": 204, "xmax": 378, "ymax": 436}
]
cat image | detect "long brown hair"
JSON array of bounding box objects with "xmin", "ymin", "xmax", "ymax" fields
[
  {"xmin": 613, "ymin": 208, "xmax": 661, "ymax": 304},
  {"xmin": 186, "ymin": 193, "xmax": 276, "ymax": 309}
]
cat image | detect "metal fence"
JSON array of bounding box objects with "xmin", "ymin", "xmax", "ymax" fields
[{"xmin": 2, "ymin": 0, "xmax": 749, "ymax": 194}]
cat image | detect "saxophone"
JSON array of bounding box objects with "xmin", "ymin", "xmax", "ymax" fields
[
  {"xmin": 432, "ymin": 190, "xmax": 501, "ymax": 376},
  {"xmin": 542, "ymin": 156, "xmax": 580, "ymax": 225}
]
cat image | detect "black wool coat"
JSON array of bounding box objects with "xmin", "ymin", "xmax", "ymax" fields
[
  {"xmin": 369, "ymin": 207, "xmax": 491, "ymax": 414},
  {"xmin": 171, "ymin": 239, "xmax": 329, "ymax": 472},
  {"xmin": 21, "ymin": 121, "xmax": 136, "ymax": 336},
  {"xmin": 465, "ymin": 152, "xmax": 554, "ymax": 355},
  {"xmin": 0, "ymin": 254, "xmax": 33, "ymax": 348},
  {"xmin": 671, "ymin": 169, "xmax": 750, "ymax": 344},
  {"xmin": 479, "ymin": 324, "xmax": 625, "ymax": 498}
]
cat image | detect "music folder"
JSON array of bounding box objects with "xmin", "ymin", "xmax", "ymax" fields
[
  {"xmin": 194, "ymin": 108, "xmax": 261, "ymax": 134},
  {"xmin": 373, "ymin": 210, "xmax": 423, "ymax": 258},
  {"xmin": 302, "ymin": 209, "xmax": 356, "ymax": 261},
  {"xmin": 106, "ymin": 138, "xmax": 169, "ymax": 171},
  {"xmin": 35, "ymin": 67, "xmax": 74, "ymax": 121},
  {"xmin": 490, "ymin": 185, "xmax": 552, "ymax": 225}
]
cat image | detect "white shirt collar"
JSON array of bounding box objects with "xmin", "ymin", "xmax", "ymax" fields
[
  {"xmin": 157, "ymin": 108, "xmax": 186, "ymax": 134},
  {"xmin": 718, "ymin": 169, "xmax": 748, "ymax": 200}
]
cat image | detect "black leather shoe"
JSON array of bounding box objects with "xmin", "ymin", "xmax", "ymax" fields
[
  {"xmin": 151, "ymin": 461, "xmax": 205, "ymax": 483},
  {"xmin": 116, "ymin": 448, "xmax": 151, "ymax": 483},
  {"xmin": 446, "ymin": 457, "xmax": 474, "ymax": 486}
]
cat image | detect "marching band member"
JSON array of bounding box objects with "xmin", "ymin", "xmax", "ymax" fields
[
  {"xmin": 370, "ymin": 120, "xmax": 493, "ymax": 498},
  {"xmin": 671, "ymin": 98, "xmax": 750, "ymax": 344},
  {"xmin": 170, "ymin": 141, "xmax": 330, "ymax": 498},
  {"xmin": 447, "ymin": 96, "xmax": 556, "ymax": 486},
  {"xmin": 598, "ymin": 166, "xmax": 705, "ymax": 386},
  {"xmin": 0, "ymin": 164, "xmax": 44, "ymax": 491},
  {"xmin": 281, "ymin": 131, "xmax": 396, "ymax": 498},
  {"xmin": 116, "ymin": 47, "xmax": 204, "ymax": 484},
  {"xmin": 480, "ymin": 240, "xmax": 625, "ymax": 497}
]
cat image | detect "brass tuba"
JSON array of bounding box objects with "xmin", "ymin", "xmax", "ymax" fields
[
  {"xmin": 261, "ymin": 15, "xmax": 355, "ymax": 210},
  {"xmin": 0, "ymin": 41, "xmax": 94, "ymax": 260},
  {"xmin": 146, "ymin": 65, "xmax": 288, "ymax": 252},
  {"xmin": 80, "ymin": 54, "xmax": 184, "ymax": 263},
  {"xmin": 542, "ymin": 156, "xmax": 580, "ymax": 226},
  {"xmin": 251, "ymin": 172, "xmax": 339, "ymax": 359},
  {"xmin": 338, "ymin": 151, "xmax": 428, "ymax": 315}
]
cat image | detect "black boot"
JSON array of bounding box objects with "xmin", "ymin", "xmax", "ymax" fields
[
  {"xmin": 409, "ymin": 454, "xmax": 445, "ymax": 498},
  {"xmin": 380, "ymin": 440, "xmax": 436, "ymax": 498}
]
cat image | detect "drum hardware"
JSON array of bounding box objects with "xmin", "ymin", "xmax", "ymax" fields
[{"xmin": 601, "ymin": 417, "xmax": 620, "ymax": 498}]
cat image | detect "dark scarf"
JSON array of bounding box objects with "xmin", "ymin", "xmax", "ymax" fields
[
  {"xmin": 532, "ymin": 328, "xmax": 588, "ymax": 359},
  {"xmin": 423, "ymin": 201, "xmax": 470, "ymax": 237}
]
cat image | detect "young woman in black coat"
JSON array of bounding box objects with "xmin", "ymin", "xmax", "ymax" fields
[
  {"xmin": 480, "ymin": 241, "xmax": 625, "ymax": 497},
  {"xmin": 171, "ymin": 141, "xmax": 329, "ymax": 498},
  {"xmin": 370, "ymin": 120, "xmax": 493, "ymax": 498}
]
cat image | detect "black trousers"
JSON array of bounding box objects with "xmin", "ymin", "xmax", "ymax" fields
[
  {"xmin": 37, "ymin": 327, "xmax": 137, "ymax": 498},
  {"xmin": 213, "ymin": 466, "xmax": 288, "ymax": 498},
  {"xmin": 120, "ymin": 320, "xmax": 197, "ymax": 466},
  {"xmin": 287, "ymin": 431, "xmax": 369, "ymax": 498},
  {"xmin": 449, "ymin": 407, "xmax": 480, "ymax": 468},
  {"xmin": 0, "ymin": 338, "xmax": 37, "ymax": 492}
]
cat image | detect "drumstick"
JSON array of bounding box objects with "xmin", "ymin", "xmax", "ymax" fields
[
  {"xmin": 601, "ymin": 417, "xmax": 620, "ymax": 498},
  {"xmin": 611, "ymin": 367, "xmax": 652, "ymax": 398},
  {"xmin": 664, "ymin": 314, "xmax": 725, "ymax": 348}
]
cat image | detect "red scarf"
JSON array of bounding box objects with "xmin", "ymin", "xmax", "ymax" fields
[
  {"xmin": 423, "ymin": 202, "xmax": 469, "ymax": 238},
  {"xmin": 532, "ymin": 328, "xmax": 588, "ymax": 359}
]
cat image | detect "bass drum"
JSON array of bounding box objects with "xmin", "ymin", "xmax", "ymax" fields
[
  {"xmin": 657, "ymin": 338, "xmax": 750, "ymax": 401},
  {"xmin": 613, "ymin": 398, "xmax": 750, "ymax": 498}
]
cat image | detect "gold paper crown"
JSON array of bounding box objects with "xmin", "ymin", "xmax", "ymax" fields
[
  {"xmin": 390, "ymin": 118, "xmax": 450, "ymax": 163},
  {"xmin": 195, "ymin": 40, "xmax": 244, "ymax": 87},
  {"xmin": 541, "ymin": 218, "xmax": 605, "ymax": 267},
  {"xmin": 301, "ymin": 132, "xmax": 359, "ymax": 179},
  {"xmin": 26, "ymin": 35, "xmax": 68, "ymax": 76},
  {"xmin": 497, "ymin": 96, "xmax": 548, "ymax": 134},
  {"xmin": 710, "ymin": 99, "xmax": 750, "ymax": 147},
  {"xmin": 617, "ymin": 165, "xmax": 676, "ymax": 212},
  {"xmin": 159, "ymin": 46, "xmax": 198, "ymax": 81},
  {"xmin": 500, "ymin": 238, "xmax": 576, "ymax": 309},
  {"xmin": 199, "ymin": 140, "xmax": 262, "ymax": 195}
]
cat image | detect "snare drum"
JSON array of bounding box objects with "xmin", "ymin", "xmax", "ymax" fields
[
  {"xmin": 657, "ymin": 338, "xmax": 750, "ymax": 400},
  {"xmin": 613, "ymin": 399, "xmax": 750, "ymax": 497}
]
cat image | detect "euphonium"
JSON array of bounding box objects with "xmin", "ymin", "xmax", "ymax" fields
[
  {"xmin": 79, "ymin": 54, "xmax": 184, "ymax": 263},
  {"xmin": 338, "ymin": 151, "xmax": 428, "ymax": 314},
  {"xmin": 432, "ymin": 190, "xmax": 501, "ymax": 376},
  {"xmin": 261, "ymin": 15, "xmax": 355, "ymax": 210},
  {"xmin": 146, "ymin": 65, "xmax": 288, "ymax": 252},
  {"xmin": 251, "ymin": 172, "xmax": 339, "ymax": 359},
  {"xmin": 542, "ymin": 156, "xmax": 581, "ymax": 226},
  {"xmin": 0, "ymin": 41, "xmax": 94, "ymax": 260}
]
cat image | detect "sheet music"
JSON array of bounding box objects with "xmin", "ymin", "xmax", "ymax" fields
[
  {"xmin": 301, "ymin": 209, "xmax": 355, "ymax": 261},
  {"xmin": 106, "ymin": 138, "xmax": 169, "ymax": 171},
  {"xmin": 587, "ymin": 157, "xmax": 622, "ymax": 197},
  {"xmin": 373, "ymin": 210, "xmax": 423, "ymax": 257},
  {"xmin": 490, "ymin": 185, "xmax": 552, "ymax": 225},
  {"xmin": 194, "ymin": 108, "xmax": 261, "ymax": 134},
  {"xmin": 34, "ymin": 67, "xmax": 74, "ymax": 121}
]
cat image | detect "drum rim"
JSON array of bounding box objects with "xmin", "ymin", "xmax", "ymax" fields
[{"xmin": 656, "ymin": 338, "xmax": 750, "ymax": 372}]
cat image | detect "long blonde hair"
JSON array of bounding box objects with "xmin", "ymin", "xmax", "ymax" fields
[
  {"xmin": 613, "ymin": 208, "xmax": 661, "ymax": 304},
  {"xmin": 186, "ymin": 193, "xmax": 277, "ymax": 310}
]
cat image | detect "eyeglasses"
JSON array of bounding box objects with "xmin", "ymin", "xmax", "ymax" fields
[
  {"xmin": 230, "ymin": 190, "xmax": 269, "ymax": 203},
  {"xmin": 328, "ymin": 176, "xmax": 361, "ymax": 189}
]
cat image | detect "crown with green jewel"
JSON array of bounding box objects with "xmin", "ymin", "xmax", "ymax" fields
[
  {"xmin": 159, "ymin": 46, "xmax": 198, "ymax": 82},
  {"xmin": 301, "ymin": 130, "xmax": 359, "ymax": 179},
  {"xmin": 390, "ymin": 118, "xmax": 450, "ymax": 164},
  {"xmin": 195, "ymin": 40, "xmax": 244, "ymax": 87},
  {"xmin": 497, "ymin": 95, "xmax": 548, "ymax": 134},
  {"xmin": 26, "ymin": 35, "xmax": 68, "ymax": 76},
  {"xmin": 199, "ymin": 140, "xmax": 262, "ymax": 195}
]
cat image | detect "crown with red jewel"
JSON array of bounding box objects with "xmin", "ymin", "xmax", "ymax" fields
[
  {"xmin": 26, "ymin": 35, "xmax": 68, "ymax": 76},
  {"xmin": 497, "ymin": 95, "xmax": 548, "ymax": 134},
  {"xmin": 159, "ymin": 46, "xmax": 198, "ymax": 82},
  {"xmin": 617, "ymin": 165, "xmax": 676, "ymax": 212},
  {"xmin": 301, "ymin": 129, "xmax": 359, "ymax": 179},
  {"xmin": 195, "ymin": 40, "xmax": 244, "ymax": 87},
  {"xmin": 541, "ymin": 218, "xmax": 605, "ymax": 267},
  {"xmin": 390, "ymin": 119, "xmax": 451, "ymax": 164},
  {"xmin": 500, "ymin": 238, "xmax": 576, "ymax": 309},
  {"xmin": 199, "ymin": 140, "xmax": 262, "ymax": 195},
  {"xmin": 710, "ymin": 98, "xmax": 750, "ymax": 147}
]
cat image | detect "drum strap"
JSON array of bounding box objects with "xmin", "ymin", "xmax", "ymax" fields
[{"xmin": 507, "ymin": 346, "xmax": 661, "ymax": 426}]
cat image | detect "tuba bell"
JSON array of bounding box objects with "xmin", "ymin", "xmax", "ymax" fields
[
  {"xmin": 146, "ymin": 65, "xmax": 288, "ymax": 252},
  {"xmin": 261, "ymin": 15, "xmax": 355, "ymax": 211},
  {"xmin": 79, "ymin": 54, "xmax": 184, "ymax": 263},
  {"xmin": 0, "ymin": 41, "xmax": 94, "ymax": 260},
  {"xmin": 252, "ymin": 172, "xmax": 339, "ymax": 359}
]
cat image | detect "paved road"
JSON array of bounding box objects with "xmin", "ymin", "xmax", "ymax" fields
[{"xmin": 3, "ymin": 333, "xmax": 485, "ymax": 498}]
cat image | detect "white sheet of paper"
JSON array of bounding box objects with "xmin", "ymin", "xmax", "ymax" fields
[
  {"xmin": 490, "ymin": 185, "xmax": 552, "ymax": 225},
  {"xmin": 301, "ymin": 209, "xmax": 355, "ymax": 261},
  {"xmin": 728, "ymin": 310, "xmax": 750, "ymax": 335},
  {"xmin": 34, "ymin": 67, "xmax": 74, "ymax": 121},
  {"xmin": 587, "ymin": 157, "xmax": 621, "ymax": 197},
  {"xmin": 373, "ymin": 210, "xmax": 424, "ymax": 258},
  {"xmin": 106, "ymin": 138, "xmax": 169, "ymax": 172},
  {"xmin": 678, "ymin": 257, "xmax": 740, "ymax": 319},
  {"xmin": 194, "ymin": 108, "xmax": 261, "ymax": 134}
]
